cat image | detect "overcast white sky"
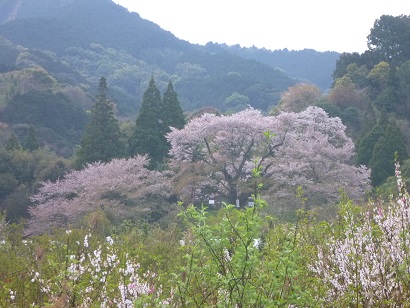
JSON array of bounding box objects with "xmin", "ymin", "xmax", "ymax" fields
[{"xmin": 112, "ymin": 0, "xmax": 409, "ymax": 53}]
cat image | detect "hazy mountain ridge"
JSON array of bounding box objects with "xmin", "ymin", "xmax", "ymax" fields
[
  {"xmin": 205, "ymin": 43, "xmax": 339, "ymax": 90},
  {"xmin": 0, "ymin": 0, "xmax": 337, "ymax": 115}
]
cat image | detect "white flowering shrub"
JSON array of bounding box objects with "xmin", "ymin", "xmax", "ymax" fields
[
  {"xmin": 311, "ymin": 159, "xmax": 410, "ymax": 306},
  {"xmin": 2, "ymin": 229, "xmax": 173, "ymax": 307}
]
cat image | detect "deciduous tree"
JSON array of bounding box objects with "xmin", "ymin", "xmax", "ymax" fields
[
  {"xmin": 167, "ymin": 107, "xmax": 370, "ymax": 208},
  {"xmin": 267, "ymin": 107, "xmax": 370, "ymax": 207},
  {"xmin": 28, "ymin": 156, "xmax": 172, "ymax": 235},
  {"xmin": 168, "ymin": 108, "xmax": 278, "ymax": 205},
  {"xmin": 367, "ymin": 15, "xmax": 410, "ymax": 64},
  {"xmin": 272, "ymin": 83, "xmax": 321, "ymax": 114}
]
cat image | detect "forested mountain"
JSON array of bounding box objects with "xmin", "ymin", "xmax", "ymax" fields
[
  {"xmin": 0, "ymin": 0, "xmax": 336, "ymax": 116},
  {"xmin": 204, "ymin": 43, "xmax": 340, "ymax": 90}
]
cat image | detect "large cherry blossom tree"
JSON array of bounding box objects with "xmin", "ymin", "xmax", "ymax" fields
[
  {"xmin": 167, "ymin": 107, "xmax": 370, "ymax": 207},
  {"xmin": 167, "ymin": 108, "xmax": 283, "ymax": 205},
  {"xmin": 267, "ymin": 106, "xmax": 370, "ymax": 207},
  {"xmin": 28, "ymin": 156, "xmax": 173, "ymax": 235}
]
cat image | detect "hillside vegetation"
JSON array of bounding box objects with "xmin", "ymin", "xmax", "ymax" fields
[{"xmin": 0, "ymin": 0, "xmax": 337, "ymax": 115}]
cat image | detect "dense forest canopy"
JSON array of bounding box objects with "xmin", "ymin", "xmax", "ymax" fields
[{"xmin": 0, "ymin": 0, "xmax": 336, "ymax": 116}]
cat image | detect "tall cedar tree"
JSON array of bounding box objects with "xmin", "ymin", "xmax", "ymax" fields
[
  {"xmin": 369, "ymin": 119, "xmax": 408, "ymax": 186},
  {"xmin": 23, "ymin": 125, "xmax": 40, "ymax": 151},
  {"xmin": 356, "ymin": 109, "xmax": 388, "ymax": 166},
  {"xmin": 162, "ymin": 81, "xmax": 186, "ymax": 150},
  {"xmin": 75, "ymin": 77, "xmax": 125, "ymax": 168},
  {"xmin": 129, "ymin": 77, "xmax": 165, "ymax": 168}
]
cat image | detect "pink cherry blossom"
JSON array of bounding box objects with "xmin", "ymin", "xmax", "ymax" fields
[{"xmin": 27, "ymin": 155, "xmax": 172, "ymax": 234}]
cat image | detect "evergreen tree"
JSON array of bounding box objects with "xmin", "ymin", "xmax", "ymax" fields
[
  {"xmin": 23, "ymin": 125, "xmax": 40, "ymax": 151},
  {"xmin": 356, "ymin": 110, "xmax": 387, "ymax": 166},
  {"xmin": 75, "ymin": 77, "xmax": 125, "ymax": 168},
  {"xmin": 361, "ymin": 102, "xmax": 377, "ymax": 135},
  {"xmin": 5, "ymin": 133, "xmax": 21, "ymax": 151},
  {"xmin": 129, "ymin": 77, "xmax": 168, "ymax": 168},
  {"xmin": 369, "ymin": 119, "xmax": 408, "ymax": 186},
  {"xmin": 161, "ymin": 81, "xmax": 186, "ymax": 157},
  {"xmin": 162, "ymin": 81, "xmax": 186, "ymax": 131}
]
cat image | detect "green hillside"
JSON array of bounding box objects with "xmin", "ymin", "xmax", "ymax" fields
[{"xmin": 0, "ymin": 0, "xmax": 306, "ymax": 115}]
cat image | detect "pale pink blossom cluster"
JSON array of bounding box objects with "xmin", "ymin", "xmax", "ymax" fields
[
  {"xmin": 28, "ymin": 156, "xmax": 171, "ymax": 234},
  {"xmin": 116, "ymin": 259, "xmax": 164, "ymax": 307},
  {"xmin": 167, "ymin": 107, "xmax": 370, "ymax": 205},
  {"xmin": 268, "ymin": 107, "xmax": 370, "ymax": 204},
  {"xmin": 167, "ymin": 108, "xmax": 278, "ymax": 204},
  {"xmin": 311, "ymin": 160, "xmax": 410, "ymax": 305}
]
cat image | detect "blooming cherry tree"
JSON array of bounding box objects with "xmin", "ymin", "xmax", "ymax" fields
[
  {"xmin": 28, "ymin": 156, "xmax": 172, "ymax": 234},
  {"xmin": 266, "ymin": 106, "xmax": 370, "ymax": 206},
  {"xmin": 167, "ymin": 107, "xmax": 370, "ymax": 207},
  {"xmin": 167, "ymin": 108, "xmax": 283, "ymax": 205}
]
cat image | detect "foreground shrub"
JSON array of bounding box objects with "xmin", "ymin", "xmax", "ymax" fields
[
  {"xmin": 1, "ymin": 228, "xmax": 172, "ymax": 307},
  {"xmin": 311, "ymin": 159, "xmax": 410, "ymax": 306},
  {"xmin": 172, "ymin": 197, "xmax": 319, "ymax": 307}
]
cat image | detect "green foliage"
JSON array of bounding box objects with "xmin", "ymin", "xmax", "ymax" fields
[
  {"xmin": 356, "ymin": 107, "xmax": 407, "ymax": 187},
  {"xmin": 396, "ymin": 60, "xmax": 410, "ymax": 107},
  {"xmin": 367, "ymin": 15, "xmax": 410, "ymax": 65},
  {"xmin": 369, "ymin": 120, "xmax": 408, "ymax": 186},
  {"xmin": 4, "ymin": 133, "xmax": 21, "ymax": 151},
  {"xmin": 75, "ymin": 77, "xmax": 125, "ymax": 168},
  {"xmin": 345, "ymin": 63, "xmax": 369, "ymax": 88},
  {"xmin": 1, "ymin": 90, "xmax": 86, "ymax": 133},
  {"xmin": 223, "ymin": 92, "xmax": 250, "ymax": 113},
  {"xmin": 172, "ymin": 197, "xmax": 318, "ymax": 307},
  {"xmin": 367, "ymin": 61, "xmax": 390, "ymax": 94},
  {"xmin": 23, "ymin": 125, "xmax": 40, "ymax": 151},
  {"xmin": 0, "ymin": 148, "xmax": 70, "ymax": 222},
  {"xmin": 162, "ymin": 81, "xmax": 186, "ymax": 155},
  {"xmin": 0, "ymin": 88, "xmax": 88, "ymax": 156},
  {"xmin": 5, "ymin": 184, "xmax": 410, "ymax": 306},
  {"xmin": 356, "ymin": 124, "xmax": 384, "ymax": 166},
  {"xmin": 0, "ymin": 0, "xmax": 303, "ymax": 115},
  {"xmin": 129, "ymin": 77, "xmax": 168, "ymax": 168},
  {"xmin": 374, "ymin": 86, "xmax": 398, "ymax": 112}
]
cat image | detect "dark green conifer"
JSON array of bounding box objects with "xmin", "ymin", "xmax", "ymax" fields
[
  {"xmin": 75, "ymin": 77, "xmax": 125, "ymax": 168},
  {"xmin": 129, "ymin": 77, "xmax": 168, "ymax": 168},
  {"xmin": 162, "ymin": 81, "xmax": 186, "ymax": 131},
  {"xmin": 5, "ymin": 133, "xmax": 21, "ymax": 151},
  {"xmin": 356, "ymin": 109, "xmax": 388, "ymax": 166},
  {"xmin": 23, "ymin": 125, "xmax": 40, "ymax": 151},
  {"xmin": 369, "ymin": 119, "xmax": 407, "ymax": 186},
  {"xmin": 361, "ymin": 102, "xmax": 377, "ymax": 135},
  {"xmin": 161, "ymin": 81, "xmax": 186, "ymax": 158}
]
